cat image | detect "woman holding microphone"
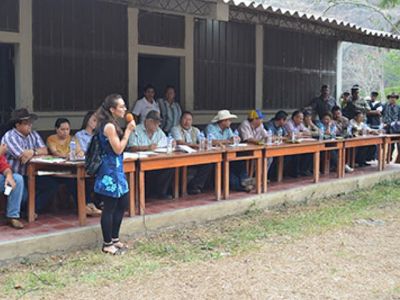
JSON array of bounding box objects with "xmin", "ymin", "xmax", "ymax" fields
[{"xmin": 95, "ymin": 94, "xmax": 136, "ymax": 255}]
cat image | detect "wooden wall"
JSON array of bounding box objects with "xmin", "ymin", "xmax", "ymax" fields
[{"xmin": 32, "ymin": 0, "xmax": 128, "ymax": 111}]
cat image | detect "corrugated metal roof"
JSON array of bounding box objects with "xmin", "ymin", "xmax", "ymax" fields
[{"xmin": 224, "ymin": 0, "xmax": 400, "ymax": 43}]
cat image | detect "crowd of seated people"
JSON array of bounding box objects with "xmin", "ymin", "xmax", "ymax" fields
[{"xmin": 1, "ymin": 83, "xmax": 399, "ymax": 231}]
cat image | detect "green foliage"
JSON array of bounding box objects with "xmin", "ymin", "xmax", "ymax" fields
[{"xmin": 379, "ymin": 0, "xmax": 400, "ymax": 8}]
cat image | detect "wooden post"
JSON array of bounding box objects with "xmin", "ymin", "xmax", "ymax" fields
[
  {"xmin": 173, "ymin": 167, "xmax": 179, "ymax": 199},
  {"xmin": 27, "ymin": 164, "xmax": 36, "ymax": 223},
  {"xmin": 215, "ymin": 161, "xmax": 221, "ymax": 201},
  {"xmin": 139, "ymin": 170, "xmax": 145, "ymax": 215},
  {"xmin": 313, "ymin": 151, "xmax": 320, "ymax": 183},
  {"xmin": 76, "ymin": 166, "xmax": 87, "ymax": 226},
  {"xmin": 256, "ymin": 157, "xmax": 262, "ymax": 194}
]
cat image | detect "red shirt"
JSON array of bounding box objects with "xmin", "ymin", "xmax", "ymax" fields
[{"xmin": 0, "ymin": 155, "xmax": 10, "ymax": 173}]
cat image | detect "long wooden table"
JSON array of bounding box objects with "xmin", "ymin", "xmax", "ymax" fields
[
  {"xmin": 136, "ymin": 150, "xmax": 223, "ymax": 215},
  {"xmin": 26, "ymin": 158, "xmax": 136, "ymax": 226},
  {"xmin": 263, "ymin": 140, "xmax": 324, "ymax": 192},
  {"xmin": 342, "ymin": 136, "xmax": 384, "ymax": 175},
  {"xmin": 223, "ymin": 144, "xmax": 264, "ymax": 199},
  {"xmin": 321, "ymin": 139, "xmax": 345, "ymax": 178}
]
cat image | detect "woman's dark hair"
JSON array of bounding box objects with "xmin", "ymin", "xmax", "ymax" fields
[
  {"xmin": 354, "ymin": 110, "xmax": 364, "ymax": 118},
  {"xmin": 303, "ymin": 110, "xmax": 312, "ymax": 118},
  {"xmin": 96, "ymin": 94, "xmax": 124, "ymax": 137},
  {"xmin": 164, "ymin": 85, "xmax": 176, "ymax": 94},
  {"xmin": 143, "ymin": 84, "xmax": 155, "ymax": 92},
  {"xmin": 274, "ymin": 110, "xmax": 288, "ymax": 121},
  {"xmin": 55, "ymin": 118, "xmax": 70, "ymax": 129},
  {"xmin": 291, "ymin": 110, "xmax": 303, "ymax": 119},
  {"xmin": 321, "ymin": 112, "xmax": 333, "ymax": 119},
  {"xmin": 331, "ymin": 106, "xmax": 341, "ymax": 114},
  {"xmin": 81, "ymin": 111, "xmax": 96, "ymax": 130}
]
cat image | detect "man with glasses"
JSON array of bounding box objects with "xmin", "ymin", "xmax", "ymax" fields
[{"xmin": 1, "ymin": 109, "xmax": 58, "ymax": 216}]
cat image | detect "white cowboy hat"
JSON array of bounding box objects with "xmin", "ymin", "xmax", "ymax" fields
[{"xmin": 211, "ymin": 110, "xmax": 238, "ymax": 123}]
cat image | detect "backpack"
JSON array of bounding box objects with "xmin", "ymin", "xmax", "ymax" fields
[{"xmin": 85, "ymin": 132, "xmax": 104, "ymax": 176}]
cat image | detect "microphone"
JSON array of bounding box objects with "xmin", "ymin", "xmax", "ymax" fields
[{"xmin": 125, "ymin": 113, "xmax": 134, "ymax": 123}]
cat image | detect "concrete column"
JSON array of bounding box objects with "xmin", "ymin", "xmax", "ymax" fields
[
  {"xmin": 184, "ymin": 15, "xmax": 194, "ymax": 111},
  {"xmin": 15, "ymin": 0, "xmax": 33, "ymax": 110},
  {"xmin": 336, "ymin": 41, "xmax": 343, "ymax": 100},
  {"xmin": 128, "ymin": 7, "xmax": 139, "ymax": 109},
  {"xmin": 255, "ymin": 24, "xmax": 263, "ymax": 110}
]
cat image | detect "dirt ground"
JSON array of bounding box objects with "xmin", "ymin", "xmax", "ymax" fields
[{"xmin": 32, "ymin": 207, "xmax": 400, "ymax": 300}]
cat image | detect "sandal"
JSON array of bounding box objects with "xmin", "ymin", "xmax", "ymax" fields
[
  {"xmin": 101, "ymin": 244, "xmax": 124, "ymax": 255},
  {"xmin": 112, "ymin": 239, "xmax": 128, "ymax": 250}
]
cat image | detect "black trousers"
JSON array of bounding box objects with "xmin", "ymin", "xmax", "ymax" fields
[
  {"xmin": 187, "ymin": 164, "xmax": 212, "ymax": 191},
  {"xmin": 146, "ymin": 169, "xmax": 174, "ymax": 197},
  {"xmin": 98, "ymin": 193, "xmax": 129, "ymax": 244}
]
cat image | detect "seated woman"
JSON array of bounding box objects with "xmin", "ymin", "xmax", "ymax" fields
[
  {"xmin": 47, "ymin": 118, "xmax": 101, "ymax": 216},
  {"xmin": 350, "ymin": 111, "xmax": 378, "ymax": 167},
  {"xmin": 75, "ymin": 111, "xmax": 97, "ymax": 153},
  {"xmin": 284, "ymin": 111, "xmax": 313, "ymax": 177}
]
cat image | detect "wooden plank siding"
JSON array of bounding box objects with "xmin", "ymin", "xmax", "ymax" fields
[
  {"xmin": 263, "ymin": 26, "xmax": 337, "ymax": 110},
  {"xmin": 32, "ymin": 0, "xmax": 128, "ymax": 111},
  {"xmin": 194, "ymin": 19, "xmax": 256, "ymax": 110},
  {"xmin": 0, "ymin": 0, "xmax": 19, "ymax": 32},
  {"xmin": 138, "ymin": 10, "xmax": 185, "ymax": 48}
]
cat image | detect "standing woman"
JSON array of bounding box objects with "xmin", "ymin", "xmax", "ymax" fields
[{"xmin": 95, "ymin": 94, "xmax": 136, "ymax": 255}]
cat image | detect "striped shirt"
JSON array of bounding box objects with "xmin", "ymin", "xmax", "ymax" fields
[{"xmin": 1, "ymin": 128, "xmax": 45, "ymax": 175}]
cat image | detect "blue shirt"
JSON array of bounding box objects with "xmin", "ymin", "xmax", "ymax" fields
[
  {"xmin": 205, "ymin": 123, "xmax": 234, "ymax": 140},
  {"xmin": 75, "ymin": 129, "xmax": 93, "ymax": 153},
  {"xmin": 265, "ymin": 119, "xmax": 288, "ymax": 136},
  {"xmin": 127, "ymin": 123, "xmax": 167, "ymax": 148}
]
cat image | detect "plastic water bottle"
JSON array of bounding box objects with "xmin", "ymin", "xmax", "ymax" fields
[
  {"xmin": 233, "ymin": 129, "xmax": 240, "ymax": 146},
  {"xmin": 331, "ymin": 124, "xmax": 337, "ymax": 140},
  {"xmin": 277, "ymin": 128, "xmax": 283, "ymax": 144},
  {"xmin": 69, "ymin": 139, "xmax": 76, "ymax": 161},
  {"xmin": 347, "ymin": 124, "xmax": 353, "ymax": 138},
  {"xmin": 362, "ymin": 124, "xmax": 368, "ymax": 136},
  {"xmin": 167, "ymin": 135, "xmax": 174, "ymax": 154},
  {"xmin": 290, "ymin": 131, "xmax": 296, "ymax": 143},
  {"xmin": 207, "ymin": 133, "xmax": 213, "ymax": 150},
  {"xmin": 319, "ymin": 125, "xmax": 325, "ymax": 141},
  {"xmin": 266, "ymin": 129, "xmax": 273, "ymax": 145},
  {"xmin": 198, "ymin": 132, "xmax": 206, "ymax": 151},
  {"xmin": 378, "ymin": 121, "xmax": 384, "ymax": 136}
]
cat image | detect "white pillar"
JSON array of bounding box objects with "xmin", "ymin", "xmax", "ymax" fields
[
  {"xmin": 184, "ymin": 15, "xmax": 194, "ymax": 111},
  {"xmin": 15, "ymin": 0, "xmax": 33, "ymax": 110},
  {"xmin": 128, "ymin": 7, "xmax": 139, "ymax": 109},
  {"xmin": 255, "ymin": 24, "xmax": 263, "ymax": 109},
  {"xmin": 336, "ymin": 41, "xmax": 343, "ymax": 100}
]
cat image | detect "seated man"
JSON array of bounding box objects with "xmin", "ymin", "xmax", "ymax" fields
[
  {"xmin": 171, "ymin": 111, "xmax": 212, "ymax": 194},
  {"xmin": 265, "ymin": 110, "xmax": 288, "ymax": 137},
  {"xmin": 205, "ymin": 110, "xmax": 253, "ymax": 192},
  {"xmin": 331, "ymin": 106, "xmax": 349, "ymax": 136},
  {"xmin": 303, "ymin": 110, "xmax": 319, "ymax": 138},
  {"xmin": 128, "ymin": 110, "xmax": 173, "ymax": 199},
  {"xmin": 238, "ymin": 109, "xmax": 268, "ymax": 144},
  {"xmin": 1, "ymin": 109, "xmax": 58, "ymax": 214},
  {"xmin": 0, "ymin": 144, "xmax": 25, "ymax": 229}
]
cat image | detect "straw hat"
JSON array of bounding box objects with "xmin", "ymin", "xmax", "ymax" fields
[{"xmin": 211, "ymin": 110, "xmax": 237, "ymax": 123}]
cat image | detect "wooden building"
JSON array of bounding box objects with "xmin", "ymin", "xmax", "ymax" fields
[{"xmin": 1, "ymin": 0, "xmax": 400, "ymax": 129}]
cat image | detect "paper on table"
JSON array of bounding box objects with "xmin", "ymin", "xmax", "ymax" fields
[
  {"xmin": 228, "ymin": 143, "xmax": 248, "ymax": 147},
  {"xmin": 31, "ymin": 156, "xmax": 66, "ymax": 164},
  {"xmin": 177, "ymin": 145, "xmax": 197, "ymax": 153},
  {"xmin": 37, "ymin": 170, "xmax": 72, "ymax": 176},
  {"xmin": 123, "ymin": 152, "xmax": 139, "ymax": 160},
  {"xmin": 154, "ymin": 148, "xmax": 168, "ymax": 153}
]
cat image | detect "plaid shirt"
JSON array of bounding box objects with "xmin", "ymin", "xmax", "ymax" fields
[{"xmin": 1, "ymin": 128, "xmax": 45, "ymax": 175}]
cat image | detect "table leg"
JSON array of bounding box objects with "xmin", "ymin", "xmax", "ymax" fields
[
  {"xmin": 173, "ymin": 167, "xmax": 179, "ymax": 199},
  {"xmin": 383, "ymin": 140, "xmax": 388, "ymax": 168},
  {"xmin": 263, "ymin": 157, "xmax": 268, "ymax": 193},
  {"xmin": 139, "ymin": 170, "xmax": 145, "ymax": 215},
  {"xmin": 313, "ymin": 151, "xmax": 320, "ymax": 183},
  {"xmin": 256, "ymin": 157, "xmax": 262, "ymax": 194},
  {"xmin": 277, "ymin": 156, "xmax": 284, "ymax": 183},
  {"xmin": 223, "ymin": 160, "xmax": 229, "ymax": 200},
  {"xmin": 387, "ymin": 143, "xmax": 392, "ymax": 164},
  {"xmin": 77, "ymin": 166, "xmax": 87, "ymax": 226},
  {"xmin": 215, "ymin": 162, "xmax": 221, "ymax": 201},
  {"xmin": 342, "ymin": 148, "xmax": 347, "ymax": 178},
  {"xmin": 27, "ymin": 164, "xmax": 36, "ymax": 223},
  {"xmin": 351, "ymin": 148, "xmax": 356, "ymax": 168},
  {"xmin": 128, "ymin": 171, "xmax": 136, "ymax": 216},
  {"xmin": 182, "ymin": 166, "xmax": 188, "ymax": 196},
  {"xmin": 324, "ymin": 151, "xmax": 330, "ymax": 175},
  {"xmin": 337, "ymin": 148, "xmax": 343, "ymax": 178},
  {"xmin": 378, "ymin": 144, "xmax": 384, "ymax": 171}
]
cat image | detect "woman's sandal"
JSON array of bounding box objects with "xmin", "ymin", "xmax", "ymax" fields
[
  {"xmin": 112, "ymin": 239, "xmax": 129, "ymax": 250},
  {"xmin": 102, "ymin": 244, "xmax": 124, "ymax": 255}
]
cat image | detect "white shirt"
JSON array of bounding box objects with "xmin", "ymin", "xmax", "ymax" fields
[{"xmin": 132, "ymin": 97, "xmax": 160, "ymax": 123}]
